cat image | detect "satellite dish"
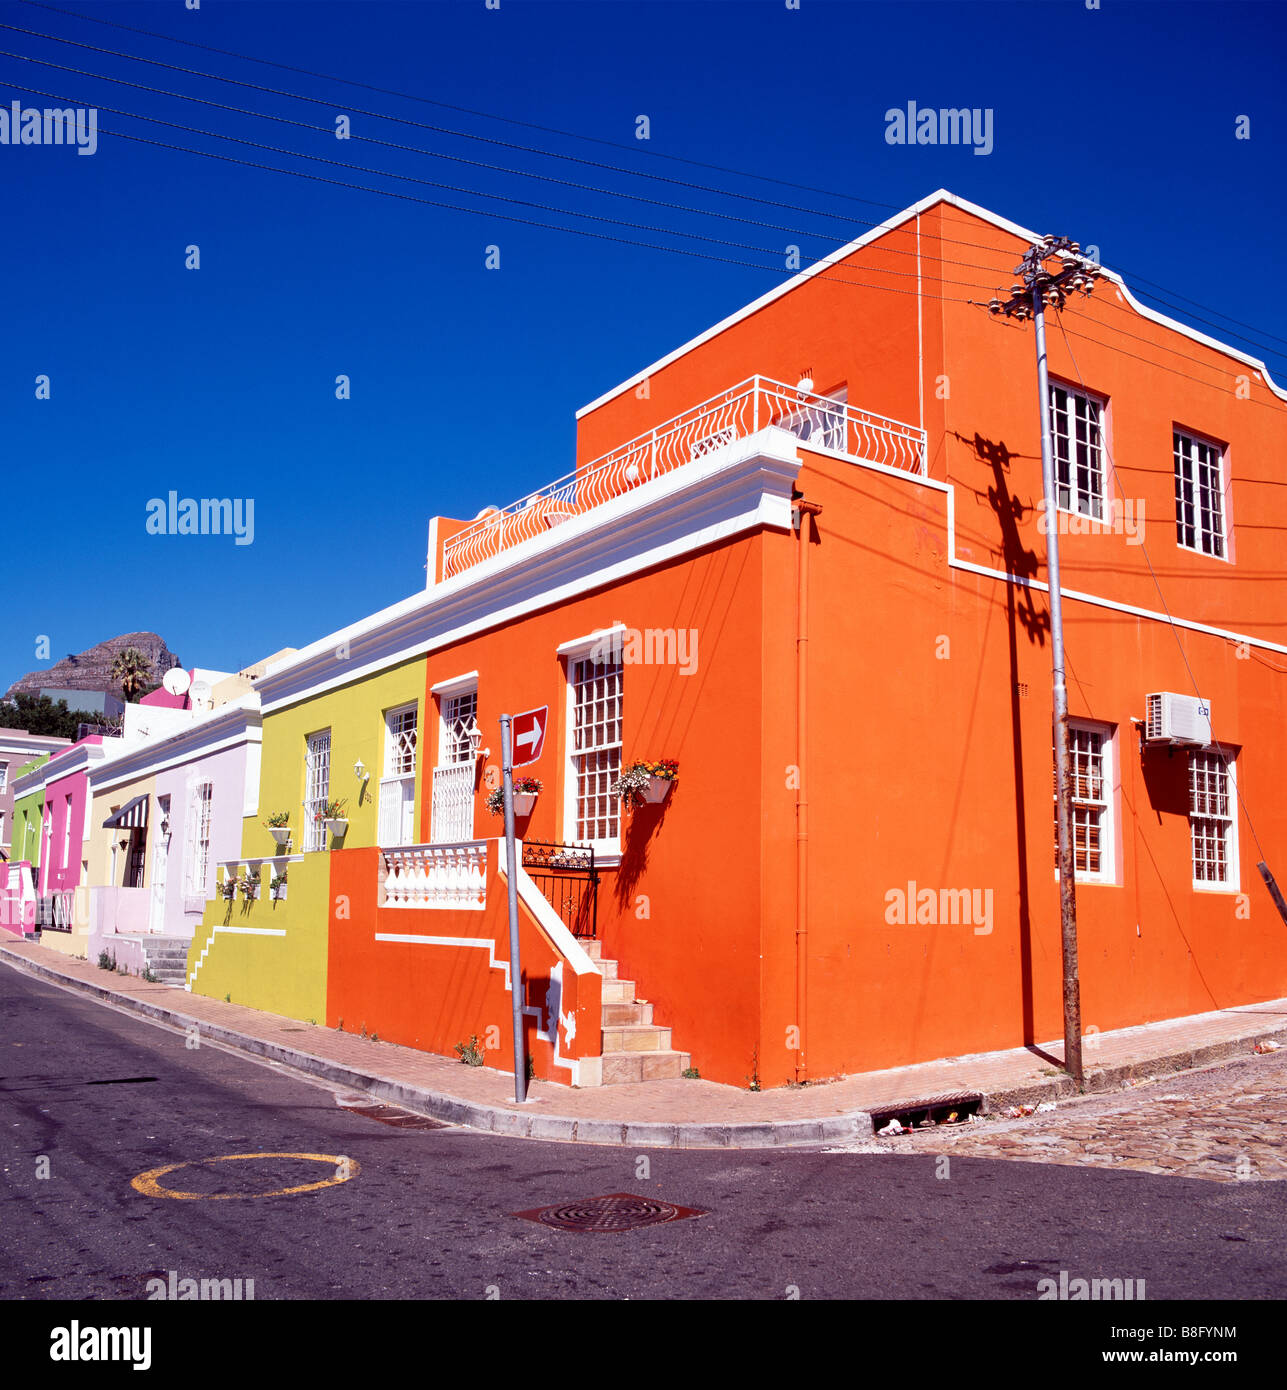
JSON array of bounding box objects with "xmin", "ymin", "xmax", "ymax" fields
[
  {"xmin": 162, "ymin": 667, "xmax": 192, "ymax": 697},
  {"xmin": 190, "ymin": 680, "xmax": 212, "ymax": 710}
]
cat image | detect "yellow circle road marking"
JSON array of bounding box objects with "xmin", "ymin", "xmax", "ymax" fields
[{"xmin": 131, "ymin": 1152, "xmax": 359, "ymax": 1200}]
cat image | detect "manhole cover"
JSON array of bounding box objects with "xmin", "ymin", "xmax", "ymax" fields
[{"xmin": 513, "ymin": 1193, "xmax": 706, "ymax": 1233}]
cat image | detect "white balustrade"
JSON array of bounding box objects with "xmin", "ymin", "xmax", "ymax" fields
[
  {"xmin": 380, "ymin": 841, "xmax": 487, "ymax": 910},
  {"xmin": 441, "ymin": 375, "xmax": 927, "ymax": 578}
]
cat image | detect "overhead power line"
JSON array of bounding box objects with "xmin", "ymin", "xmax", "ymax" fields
[
  {"xmin": 6, "ymin": 42, "xmax": 1287, "ymax": 379},
  {"xmin": 18, "ymin": 0, "xmax": 1287, "ymax": 362},
  {"xmin": 0, "ymin": 43, "xmax": 1012, "ymax": 274},
  {"xmin": 0, "ymin": 17, "xmax": 1027, "ymax": 267},
  {"xmin": 13, "ymin": 0, "xmax": 915, "ymax": 216}
]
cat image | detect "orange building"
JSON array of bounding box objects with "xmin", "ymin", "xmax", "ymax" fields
[{"xmin": 239, "ymin": 189, "xmax": 1287, "ymax": 1089}]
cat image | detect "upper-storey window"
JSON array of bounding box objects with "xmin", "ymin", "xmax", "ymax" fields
[
  {"xmin": 1173, "ymin": 430, "xmax": 1226, "ymax": 559},
  {"xmin": 1049, "ymin": 383, "xmax": 1105, "ymax": 521},
  {"xmin": 431, "ymin": 679, "xmax": 478, "ymax": 844}
]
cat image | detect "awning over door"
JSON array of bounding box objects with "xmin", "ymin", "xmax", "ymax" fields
[{"xmin": 103, "ymin": 794, "xmax": 148, "ymax": 830}]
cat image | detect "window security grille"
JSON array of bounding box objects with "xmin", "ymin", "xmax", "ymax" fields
[
  {"xmin": 441, "ymin": 692, "xmax": 477, "ymax": 765},
  {"xmin": 380, "ymin": 705, "xmax": 418, "ymax": 847},
  {"xmin": 304, "ymin": 730, "xmax": 331, "ymax": 852}
]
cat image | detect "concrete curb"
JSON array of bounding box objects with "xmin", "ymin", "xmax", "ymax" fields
[
  {"xmin": 979, "ymin": 1023, "xmax": 1287, "ymax": 1114},
  {"xmin": 0, "ymin": 947, "xmax": 874, "ymax": 1148},
  {"xmin": 7, "ymin": 946, "xmax": 1285, "ymax": 1147}
]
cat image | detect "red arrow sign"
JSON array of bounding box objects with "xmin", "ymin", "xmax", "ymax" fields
[{"xmin": 511, "ymin": 706, "xmax": 548, "ymax": 766}]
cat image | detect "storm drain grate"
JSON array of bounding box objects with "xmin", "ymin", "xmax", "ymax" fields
[
  {"xmin": 334, "ymin": 1095, "xmax": 448, "ymax": 1130},
  {"xmin": 869, "ymin": 1091, "xmax": 982, "ymax": 1133},
  {"xmin": 513, "ymin": 1193, "xmax": 707, "ymax": 1234}
]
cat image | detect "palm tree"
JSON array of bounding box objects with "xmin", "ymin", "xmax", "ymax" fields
[{"xmin": 110, "ymin": 647, "xmax": 155, "ymax": 703}]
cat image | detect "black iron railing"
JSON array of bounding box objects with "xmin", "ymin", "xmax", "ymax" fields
[{"xmin": 521, "ymin": 840, "xmax": 599, "ymax": 939}]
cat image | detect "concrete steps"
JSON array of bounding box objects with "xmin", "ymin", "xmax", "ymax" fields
[
  {"xmin": 583, "ymin": 939, "xmax": 690, "ymax": 1084},
  {"xmin": 140, "ymin": 936, "xmax": 191, "ymax": 987}
]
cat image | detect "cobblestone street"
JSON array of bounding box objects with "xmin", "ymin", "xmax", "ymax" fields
[{"xmin": 887, "ymin": 1052, "xmax": 1287, "ymax": 1183}]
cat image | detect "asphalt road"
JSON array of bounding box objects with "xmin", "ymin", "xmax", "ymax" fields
[{"xmin": 1, "ymin": 962, "xmax": 1283, "ymax": 1304}]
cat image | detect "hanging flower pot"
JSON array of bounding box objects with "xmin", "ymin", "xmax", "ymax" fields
[
  {"xmin": 611, "ymin": 759, "xmax": 679, "ymax": 811},
  {"xmin": 486, "ymin": 778, "xmax": 542, "ymax": 818},
  {"xmin": 642, "ymin": 777, "xmax": 672, "ymax": 804},
  {"xmin": 316, "ymin": 798, "xmax": 349, "ymax": 842},
  {"xmin": 267, "ymin": 826, "xmax": 292, "ymax": 848}
]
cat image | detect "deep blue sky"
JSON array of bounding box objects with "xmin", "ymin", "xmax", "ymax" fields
[{"xmin": 2, "ymin": 0, "xmax": 1284, "ymax": 688}]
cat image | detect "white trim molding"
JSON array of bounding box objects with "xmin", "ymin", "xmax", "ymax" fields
[
  {"xmin": 577, "ymin": 188, "xmax": 1287, "ymax": 417},
  {"xmin": 256, "ymin": 429, "xmax": 801, "ymax": 713},
  {"xmin": 430, "ymin": 670, "xmax": 481, "ymax": 696}
]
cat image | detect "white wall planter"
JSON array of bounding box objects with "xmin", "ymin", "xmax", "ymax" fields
[
  {"xmin": 643, "ymin": 777, "xmax": 674, "ymax": 804},
  {"xmin": 511, "ymin": 793, "xmax": 537, "ymax": 817},
  {"xmin": 268, "ymin": 827, "xmax": 292, "ymax": 847},
  {"xmin": 324, "ymin": 818, "xmax": 349, "ymax": 839}
]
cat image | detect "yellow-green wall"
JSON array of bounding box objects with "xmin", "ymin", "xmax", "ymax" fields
[{"xmin": 187, "ymin": 656, "xmax": 426, "ymax": 1021}]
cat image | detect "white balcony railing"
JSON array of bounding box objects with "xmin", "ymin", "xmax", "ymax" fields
[
  {"xmin": 380, "ymin": 841, "xmax": 487, "ymax": 910},
  {"xmin": 442, "ymin": 375, "xmax": 926, "ymax": 579}
]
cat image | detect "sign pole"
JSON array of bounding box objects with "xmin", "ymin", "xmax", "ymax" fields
[{"xmin": 499, "ymin": 714, "xmax": 527, "ymax": 1103}]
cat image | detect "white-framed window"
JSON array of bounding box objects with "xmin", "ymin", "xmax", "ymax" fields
[
  {"xmin": 1049, "ymin": 382, "xmax": 1105, "ymax": 520},
  {"xmin": 186, "ymin": 782, "xmax": 213, "ymax": 895},
  {"xmin": 567, "ymin": 644, "xmax": 624, "ymax": 851},
  {"xmin": 430, "ymin": 686, "xmax": 477, "ymax": 844},
  {"xmin": 1055, "ymin": 721, "xmax": 1116, "ymax": 884},
  {"xmin": 1174, "ymin": 430, "xmax": 1227, "ymax": 559},
  {"xmin": 1190, "ymin": 748, "xmax": 1238, "ymax": 890},
  {"xmin": 379, "ymin": 703, "xmax": 419, "ymax": 847},
  {"xmin": 303, "ymin": 729, "xmax": 331, "ymax": 852},
  {"xmin": 440, "ymin": 691, "xmax": 478, "ymax": 766},
  {"xmin": 0, "ymin": 761, "xmax": 8, "ymax": 793}
]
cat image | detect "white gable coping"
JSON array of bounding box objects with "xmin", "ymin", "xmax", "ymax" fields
[{"xmin": 575, "ymin": 188, "xmax": 1287, "ymax": 416}]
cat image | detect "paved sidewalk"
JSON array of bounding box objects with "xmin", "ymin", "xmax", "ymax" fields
[{"xmin": 4, "ymin": 938, "xmax": 1286, "ymax": 1148}]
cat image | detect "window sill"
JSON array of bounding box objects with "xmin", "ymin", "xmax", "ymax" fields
[{"xmin": 1176, "ymin": 540, "xmax": 1230, "ymax": 564}]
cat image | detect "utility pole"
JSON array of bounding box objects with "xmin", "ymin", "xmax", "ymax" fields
[
  {"xmin": 989, "ymin": 235, "xmax": 1102, "ymax": 1085},
  {"xmin": 499, "ymin": 714, "xmax": 528, "ymax": 1104}
]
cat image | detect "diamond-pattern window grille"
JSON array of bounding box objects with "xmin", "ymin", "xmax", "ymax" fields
[
  {"xmin": 442, "ymin": 692, "xmax": 478, "ymax": 766},
  {"xmin": 385, "ymin": 705, "xmax": 418, "ymax": 777}
]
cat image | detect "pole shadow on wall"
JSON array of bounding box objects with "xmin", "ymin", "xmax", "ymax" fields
[{"xmin": 966, "ymin": 430, "xmax": 1050, "ymax": 1054}]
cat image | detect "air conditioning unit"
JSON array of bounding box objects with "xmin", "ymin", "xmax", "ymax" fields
[{"xmin": 1145, "ymin": 692, "xmax": 1211, "ymax": 746}]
